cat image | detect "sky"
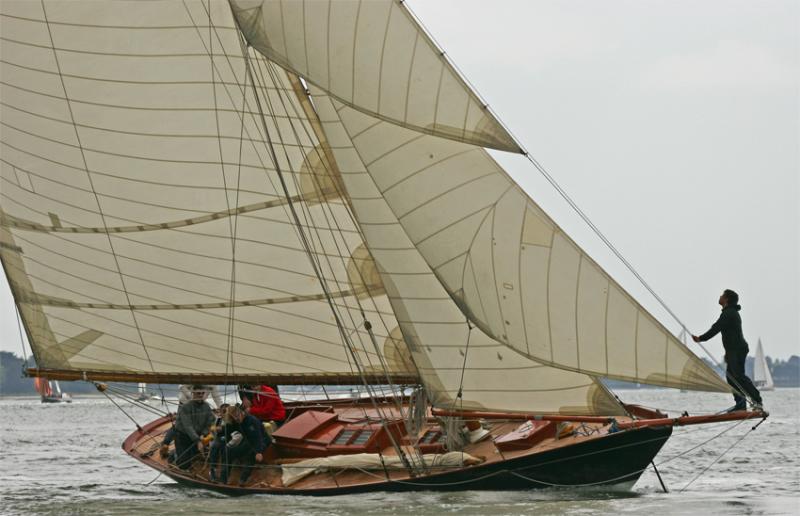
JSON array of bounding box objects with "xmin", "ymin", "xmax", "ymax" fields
[{"xmin": 1, "ymin": 0, "xmax": 798, "ymax": 362}]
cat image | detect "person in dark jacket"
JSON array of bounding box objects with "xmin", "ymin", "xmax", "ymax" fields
[
  {"xmin": 208, "ymin": 406, "xmax": 239, "ymax": 481},
  {"xmin": 174, "ymin": 385, "xmax": 215, "ymax": 469},
  {"xmin": 692, "ymin": 289, "xmax": 763, "ymax": 411},
  {"xmin": 210, "ymin": 404, "xmax": 270, "ymax": 485}
]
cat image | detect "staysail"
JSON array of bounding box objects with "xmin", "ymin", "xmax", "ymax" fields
[
  {"xmin": 311, "ymin": 88, "xmax": 624, "ymax": 415},
  {"xmin": 0, "ymin": 0, "xmax": 414, "ymax": 384},
  {"xmin": 304, "ymin": 95, "xmax": 729, "ymax": 393}
]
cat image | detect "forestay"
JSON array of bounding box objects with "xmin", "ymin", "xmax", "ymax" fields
[{"xmin": 0, "ymin": 0, "xmax": 413, "ymax": 383}]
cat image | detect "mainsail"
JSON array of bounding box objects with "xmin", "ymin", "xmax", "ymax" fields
[
  {"xmin": 0, "ymin": 0, "xmax": 412, "ymax": 384},
  {"xmin": 1, "ymin": 0, "xmax": 729, "ymax": 416}
]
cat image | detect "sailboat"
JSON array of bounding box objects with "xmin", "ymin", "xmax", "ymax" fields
[
  {"xmin": 137, "ymin": 382, "xmax": 157, "ymax": 402},
  {"xmin": 753, "ymin": 340, "xmax": 775, "ymax": 391},
  {"xmin": 0, "ymin": 0, "xmax": 766, "ymax": 494},
  {"xmin": 33, "ymin": 377, "xmax": 71, "ymax": 404}
]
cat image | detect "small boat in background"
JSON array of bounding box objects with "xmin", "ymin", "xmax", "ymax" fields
[
  {"xmin": 753, "ymin": 339, "xmax": 775, "ymax": 391},
  {"xmin": 136, "ymin": 383, "xmax": 157, "ymax": 402},
  {"xmin": 34, "ymin": 377, "xmax": 71, "ymax": 404}
]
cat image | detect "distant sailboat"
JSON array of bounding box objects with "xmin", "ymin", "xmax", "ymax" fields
[
  {"xmin": 34, "ymin": 377, "xmax": 71, "ymax": 404},
  {"xmin": 753, "ymin": 340, "xmax": 775, "ymax": 391},
  {"xmin": 136, "ymin": 382, "xmax": 156, "ymax": 402}
]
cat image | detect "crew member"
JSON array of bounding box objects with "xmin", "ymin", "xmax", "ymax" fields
[{"xmin": 692, "ymin": 289, "xmax": 763, "ymax": 411}]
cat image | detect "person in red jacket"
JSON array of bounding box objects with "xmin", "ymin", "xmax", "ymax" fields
[{"xmin": 238, "ymin": 384, "xmax": 286, "ymax": 424}]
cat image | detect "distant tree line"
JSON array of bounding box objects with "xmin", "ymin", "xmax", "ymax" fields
[
  {"xmin": 0, "ymin": 351, "xmax": 98, "ymax": 395},
  {"xmin": 751, "ymin": 355, "xmax": 800, "ymax": 387},
  {"xmin": 2, "ymin": 350, "xmax": 799, "ymax": 396}
]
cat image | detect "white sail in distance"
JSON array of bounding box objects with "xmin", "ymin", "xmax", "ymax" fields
[
  {"xmin": 0, "ymin": 0, "xmax": 414, "ymax": 383},
  {"xmin": 753, "ymin": 339, "xmax": 774, "ymax": 391}
]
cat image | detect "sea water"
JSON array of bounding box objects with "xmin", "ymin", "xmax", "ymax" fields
[{"xmin": 1, "ymin": 388, "xmax": 798, "ymax": 515}]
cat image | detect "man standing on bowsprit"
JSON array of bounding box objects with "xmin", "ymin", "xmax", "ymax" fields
[{"xmin": 692, "ymin": 289, "xmax": 763, "ymax": 412}]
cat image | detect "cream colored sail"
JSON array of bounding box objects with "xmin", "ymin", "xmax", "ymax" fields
[
  {"xmin": 228, "ymin": 0, "xmax": 521, "ymax": 153},
  {"xmin": 312, "ymin": 88, "xmax": 624, "ymax": 415},
  {"xmin": 0, "ymin": 0, "xmax": 412, "ymax": 382},
  {"xmin": 308, "ymin": 94, "xmax": 729, "ymax": 393}
]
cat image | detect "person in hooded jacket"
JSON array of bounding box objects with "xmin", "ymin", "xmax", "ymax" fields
[{"xmin": 692, "ymin": 289, "xmax": 763, "ymax": 411}]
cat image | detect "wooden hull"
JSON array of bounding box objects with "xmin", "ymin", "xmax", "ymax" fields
[{"xmin": 123, "ymin": 399, "xmax": 672, "ymax": 496}]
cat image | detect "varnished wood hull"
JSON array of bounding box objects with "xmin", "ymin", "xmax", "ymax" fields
[{"xmin": 123, "ymin": 398, "xmax": 672, "ymax": 496}]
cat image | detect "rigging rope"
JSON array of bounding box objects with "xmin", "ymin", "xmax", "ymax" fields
[
  {"xmin": 235, "ymin": 34, "xmax": 417, "ymax": 474},
  {"xmin": 13, "ymin": 304, "xmax": 31, "ymax": 370},
  {"xmin": 679, "ymin": 420, "xmax": 755, "ymax": 492}
]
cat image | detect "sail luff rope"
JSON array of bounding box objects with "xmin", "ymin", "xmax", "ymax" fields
[
  {"xmin": 252, "ymin": 58, "xmax": 424, "ymax": 472},
  {"xmin": 246, "ymin": 52, "xmax": 368, "ymax": 384},
  {"xmin": 269, "ymin": 76, "xmax": 429, "ymax": 468},
  {"xmin": 237, "ymin": 33, "xmax": 415, "ymax": 472},
  {"xmin": 277, "ymin": 75, "xmax": 417, "ymax": 402},
  {"xmin": 249, "ymin": 45, "xmax": 418, "ymax": 426},
  {"xmin": 13, "ymin": 304, "xmax": 31, "ymax": 370},
  {"xmin": 253, "ymin": 57, "xmax": 373, "ymax": 379},
  {"xmin": 264, "ymin": 66, "xmax": 420, "ymax": 439},
  {"xmin": 38, "ymin": 0, "xmax": 168, "ymax": 403}
]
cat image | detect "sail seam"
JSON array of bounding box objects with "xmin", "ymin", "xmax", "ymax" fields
[
  {"xmin": 575, "ymin": 255, "xmax": 582, "ymax": 370},
  {"xmin": 38, "ymin": 307, "xmax": 353, "ymax": 367},
  {"xmin": 377, "ymin": 147, "xmax": 476, "ymax": 195},
  {"xmin": 517, "ymin": 197, "xmax": 531, "ymax": 356},
  {"xmin": 0, "ymin": 12, "xmax": 241, "ymax": 31},
  {"xmin": 0, "ymin": 79, "xmax": 305, "ymax": 113},
  {"xmin": 4, "ymin": 249, "xmax": 379, "ymax": 350},
  {"xmin": 4, "ymin": 218, "xmax": 338, "ymax": 285},
  {"xmin": 375, "ymin": 0, "xmax": 393, "ymax": 116}
]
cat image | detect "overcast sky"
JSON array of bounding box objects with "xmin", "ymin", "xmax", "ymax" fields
[{"xmin": 1, "ymin": 0, "xmax": 798, "ymax": 362}]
